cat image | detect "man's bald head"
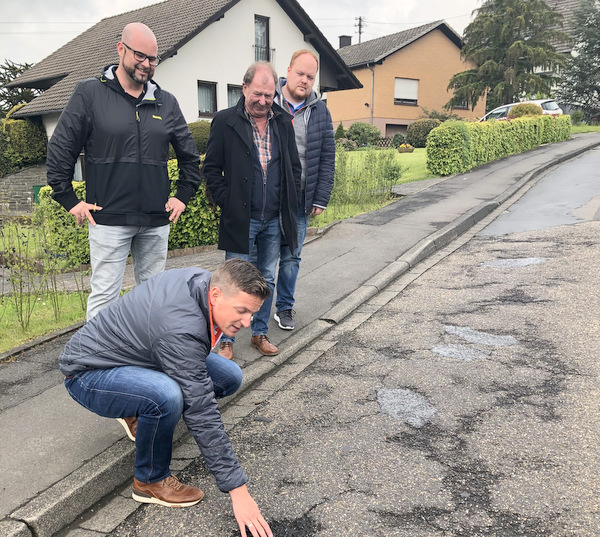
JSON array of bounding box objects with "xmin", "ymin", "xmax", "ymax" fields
[
  {"xmin": 121, "ymin": 23, "xmax": 157, "ymax": 46},
  {"xmin": 117, "ymin": 22, "xmax": 158, "ymax": 91}
]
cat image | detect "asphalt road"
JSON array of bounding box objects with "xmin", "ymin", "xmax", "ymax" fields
[{"xmin": 51, "ymin": 147, "xmax": 600, "ymax": 536}]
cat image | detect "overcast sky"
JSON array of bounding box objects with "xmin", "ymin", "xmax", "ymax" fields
[{"xmin": 0, "ymin": 0, "xmax": 483, "ymax": 66}]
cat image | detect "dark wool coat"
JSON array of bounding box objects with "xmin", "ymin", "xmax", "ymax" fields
[{"xmin": 203, "ymin": 97, "xmax": 301, "ymax": 254}]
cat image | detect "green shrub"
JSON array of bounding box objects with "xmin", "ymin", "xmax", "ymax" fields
[
  {"xmin": 508, "ymin": 103, "xmax": 543, "ymax": 119},
  {"xmin": 426, "ymin": 115, "xmax": 571, "ymax": 176},
  {"xmin": 32, "ymin": 160, "xmax": 219, "ymax": 267},
  {"xmin": 406, "ymin": 118, "xmax": 442, "ymax": 148},
  {"xmin": 34, "ymin": 182, "xmax": 90, "ymax": 268},
  {"xmin": 392, "ymin": 132, "xmax": 406, "ymax": 147},
  {"xmin": 2, "ymin": 104, "xmax": 47, "ymax": 169},
  {"xmin": 426, "ymin": 121, "xmax": 471, "ymax": 175},
  {"xmin": 570, "ymin": 110, "xmax": 584, "ymax": 125},
  {"xmin": 335, "ymin": 137, "xmax": 358, "ymax": 151},
  {"xmin": 0, "ymin": 121, "xmax": 13, "ymax": 176},
  {"xmin": 166, "ymin": 160, "xmax": 219, "ymax": 249},
  {"xmin": 334, "ymin": 122, "xmax": 346, "ymax": 141},
  {"xmin": 346, "ymin": 121, "xmax": 382, "ymax": 146},
  {"xmin": 169, "ymin": 120, "xmax": 211, "ymax": 159}
]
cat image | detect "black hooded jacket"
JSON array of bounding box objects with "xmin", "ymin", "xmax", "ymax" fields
[{"xmin": 46, "ymin": 65, "xmax": 201, "ymax": 226}]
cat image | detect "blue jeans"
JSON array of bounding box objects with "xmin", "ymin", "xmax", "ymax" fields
[
  {"xmin": 64, "ymin": 353, "xmax": 242, "ymax": 483},
  {"xmin": 87, "ymin": 224, "xmax": 170, "ymax": 321},
  {"xmin": 275, "ymin": 208, "xmax": 309, "ymax": 313},
  {"xmin": 222, "ymin": 217, "xmax": 281, "ymax": 342}
]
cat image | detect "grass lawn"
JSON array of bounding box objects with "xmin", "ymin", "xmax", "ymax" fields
[
  {"xmin": 571, "ymin": 124, "xmax": 600, "ymax": 134},
  {"xmin": 0, "ymin": 292, "xmax": 87, "ymax": 355}
]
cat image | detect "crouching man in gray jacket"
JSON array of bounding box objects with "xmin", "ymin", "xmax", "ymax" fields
[{"xmin": 59, "ymin": 259, "xmax": 272, "ymax": 537}]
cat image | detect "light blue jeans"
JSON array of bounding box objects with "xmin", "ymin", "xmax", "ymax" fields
[
  {"xmin": 64, "ymin": 353, "xmax": 242, "ymax": 483},
  {"xmin": 222, "ymin": 217, "xmax": 281, "ymax": 343},
  {"xmin": 275, "ymin": 208, "xmax": 309, "ymax": 313},
  {"xmin": 87, "ymin": 224, "xmax": 170, "ymax": 321}
]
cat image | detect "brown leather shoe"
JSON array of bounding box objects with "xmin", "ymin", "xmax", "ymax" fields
[
  {"xmin": 217, "ymin": 341, "xmax": 234, "ymax": 360},
  {"xmin": 132, "ymin": 475, "xmax": 204, "ymax": 507},
  {"xmin": 250, "ymin": 335, "xmax": 279, "ymax": 356},
  {"xmin": 117, "ymin": 417, "xmax": 137, "ymax": 442}
]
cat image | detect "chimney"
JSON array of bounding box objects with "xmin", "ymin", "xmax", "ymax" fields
[{"xmin": 339, "ymin": 35, "xmax": 352, "ymax": 48}]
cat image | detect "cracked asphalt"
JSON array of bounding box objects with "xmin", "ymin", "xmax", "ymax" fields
[
  {"xmin": 52, "ymin": 148, "xmax": 600, "ymax": 537},
  {"xmin": 57, "ymin": 216, "xmax": 599, "ymax": 537}
]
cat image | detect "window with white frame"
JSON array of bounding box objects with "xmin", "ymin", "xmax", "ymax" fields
[
  {"xmin": 228, "ymin": 85, "xmax": 243, "ymax": 108},
  {"xmin": 198, "ymin": 81, "xmax": 217, "ymax": 116},
  {"xmin": 394, "ymin": 78, "xmax": 419, "ymax": 106},
  {"xmin": 254, "ymin": 15, "xmax": 270, "ymax": 61}
]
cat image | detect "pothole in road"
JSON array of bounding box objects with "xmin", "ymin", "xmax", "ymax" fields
[
  {"xmin": 481, "ymin": 257, "xmax": 547, "ymax": 268},
  {"xmin": 377, "ymin": 388, "xmax": 437, "ymax": 428},
  {"xmin": 431, "ymin": 344, "xmax": 490, "ymax": 361},
  {"xmin": 444, "ymin": 325, "xmax": 518, "ymax": 346}
]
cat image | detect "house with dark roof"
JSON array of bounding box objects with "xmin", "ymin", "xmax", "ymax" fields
[
  {"xmin": 325, "ymin": 21, "xmax": 486, "ymax": 137},
  {"xmin": 6, "ymin": 0, "xmax": 361, "ymax": 138}
]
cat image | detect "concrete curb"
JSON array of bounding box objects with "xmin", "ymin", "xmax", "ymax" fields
[{"xmin": 4, "ymin": 135, "xmax": 600, "ymax": 537}]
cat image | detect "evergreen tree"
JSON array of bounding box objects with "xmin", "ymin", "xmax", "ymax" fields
[
  {"xmin": 556, "ymin": 0, "xmax": 600, "ymax": 123},
  {"xmin": 0, "ymin": 60, "xmax": 41, "ymax": 118},
  {"xmin": 446, "ymin": 0, "xmax": 569, "ymax": 112}
]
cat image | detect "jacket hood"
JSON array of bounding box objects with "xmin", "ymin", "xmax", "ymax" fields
[
  {"xmin": 276, "ymin": 77, "xmax": 319, "ymax": 109},
  {"xmin": 100, "ymin": 64, "xmax": 160, "ymax": 102}
]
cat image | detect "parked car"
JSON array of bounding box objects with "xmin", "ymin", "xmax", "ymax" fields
[{"xmin": 480, "ymin": 99, "xmax": 563, "ymax": 121}]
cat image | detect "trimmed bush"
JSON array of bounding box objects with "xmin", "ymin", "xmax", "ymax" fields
[
  {"xmin": 2, "ymin": 104, "xmax": 47, "ymax": 170},
  {"xmin": 406, "ymin": 118, "xmax": 442, "ymax": 148},
  {"xmin": 346, "ymin": 122, "xmax": 382, "ymax": 146},
  {"xmin": 508, "ymin": 103, "xmax": 543, "ymax": 119},
  {"xmin": 392, "ymin": 132, "xmax": 406, "ymax": 147},
  {"xmin": 426, "ymin": 115, "xmax": 571, "ymax": 176},
  {"xmin": 570, "ymin": 110, "xmax": 584, "ymax": 125},
  {"xmin": 169, "ymin": 120, "xmax": 211, "ymax": 159},
  {"xmin": 32, "ymin": 160, "xmax": 219, "ymax": 267},
  {"xmin": 426, "ymin": 121, "xmax": 471, "ymax": 175}
]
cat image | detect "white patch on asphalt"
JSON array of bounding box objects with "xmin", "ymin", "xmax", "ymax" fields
[
  {"xmin": 431, "ymin": 344, "xmax": 490, "ymax": 361},
  {"xmin": 444, "ymin": 325, "xmax": 518, "ymax": 346},
  {"xmin": 481, "ymin": 258, "xmax": 547, "ymax": 268},
  {"xmin": 377, "ymin": 388, "xmax": 436, "ymax": 428}
]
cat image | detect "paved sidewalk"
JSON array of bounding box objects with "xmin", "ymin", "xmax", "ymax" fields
[{"xmin": 2, "ymin": 132, "xmax": 599, "ymax": 537}]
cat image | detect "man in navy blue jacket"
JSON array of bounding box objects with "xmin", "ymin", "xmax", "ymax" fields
[{"xmin": 272, "ymin": 50, "xmax": 335, "ymax": 331}]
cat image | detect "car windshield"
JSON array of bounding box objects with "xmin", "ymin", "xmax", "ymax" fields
[
  {"xmin": 542, "ymin": 101, "xmax": 560, "ymax": 111},
  {"xmin": 486, "ymin": 108, "xmax": 508, "ymax": 120}
]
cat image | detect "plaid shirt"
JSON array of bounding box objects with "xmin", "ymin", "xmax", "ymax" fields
[{"xmin": 246, "ymin": 109, "xmax": 273, "ymax": 174}]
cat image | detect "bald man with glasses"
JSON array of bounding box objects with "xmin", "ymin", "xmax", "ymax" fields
[{"xmin": 47, "ymin": 22, "xmax": 201, "ymax": 321}]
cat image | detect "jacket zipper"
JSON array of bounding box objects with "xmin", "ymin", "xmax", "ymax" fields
[
  {"xmin": 261, "ymin": 162, "xmax": 268, "ymax": 221},
  {"xmin": 135, "ymin": 106, "xmax": 142, "ymax": 215}
]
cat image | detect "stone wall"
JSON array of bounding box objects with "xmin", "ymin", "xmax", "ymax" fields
[{"xmin": 0, "ymin": 164, "xmax": 46, "ymax": 215}]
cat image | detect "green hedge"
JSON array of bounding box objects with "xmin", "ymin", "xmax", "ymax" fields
[
  {"xmin": 426, "ymin": 115, "xmax": 572, "ymax": 176},
  {"xmin": 33, "ymin": 160, "xmax": 219, "ymax": 267},
  {"xmin": 1, "ymin": 105, "xmax": 47, "ymax": 172}
]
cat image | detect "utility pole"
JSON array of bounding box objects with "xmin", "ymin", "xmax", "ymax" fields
[{"xmin": 355, "ymin": 16, "xmax": 365, "ymax": 44}]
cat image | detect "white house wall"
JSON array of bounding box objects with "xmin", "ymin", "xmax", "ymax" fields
[
  {"xmin": 155, "ymin": 0, "xmax": 318, "ymax": 123},
  {"xmin": 42, "ymin": 113, "xmax": 61, "ymax": 139}
]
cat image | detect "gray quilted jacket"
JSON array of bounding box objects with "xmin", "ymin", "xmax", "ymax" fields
[{"xmin": 59, "ymin": 267, "xmax": 247, "ymax": 492}]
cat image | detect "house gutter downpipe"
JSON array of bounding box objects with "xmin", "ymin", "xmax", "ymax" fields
[{"xmin": 367, "ymin": 62, "xmax": 374, "ymax": 125}]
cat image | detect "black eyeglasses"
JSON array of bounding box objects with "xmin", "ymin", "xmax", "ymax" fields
[{"xmin": 122, "ymin": 42, "xmax": 161, "ymax": 66}]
